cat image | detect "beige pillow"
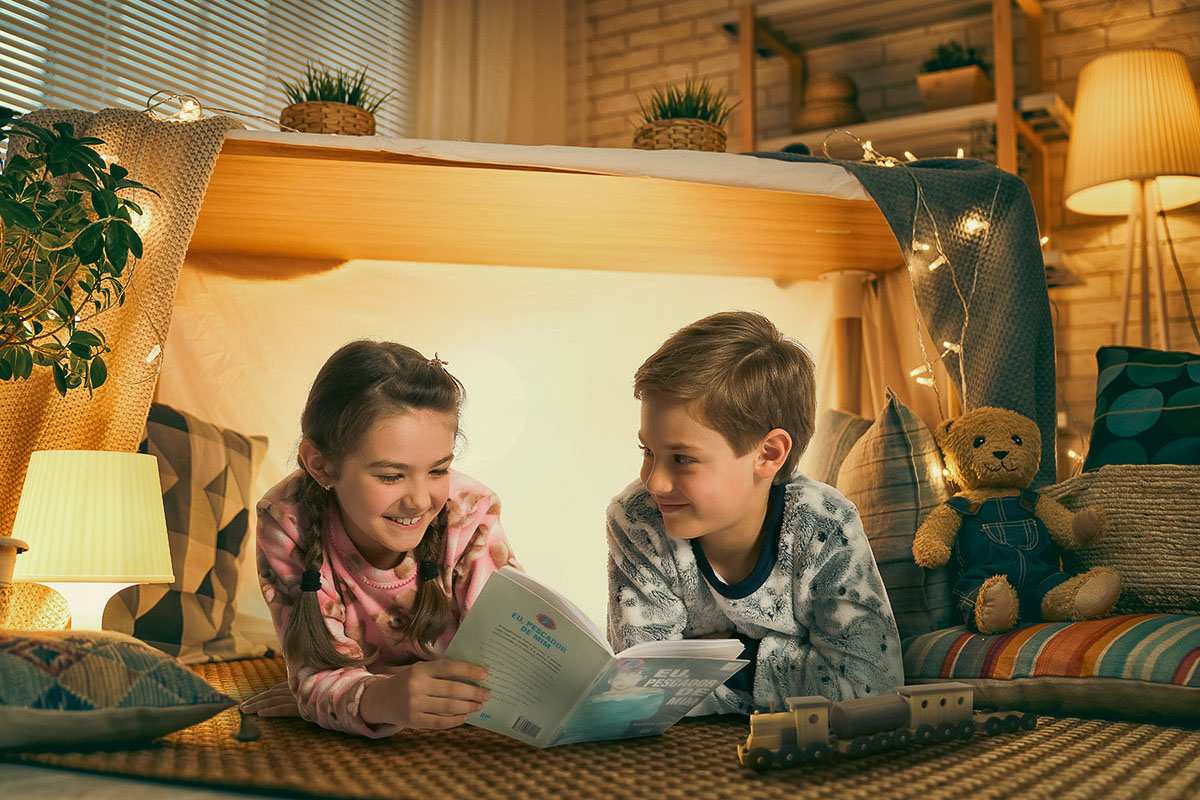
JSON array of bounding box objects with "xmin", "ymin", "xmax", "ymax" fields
[{"xmin": 799, "ymin": 408, "xmax": 871, "ymax": 487}]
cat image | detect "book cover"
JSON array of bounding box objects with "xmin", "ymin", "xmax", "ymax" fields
[{"xmin": 444, "ymin": 566, "xmax": 747, "ymax": 748}]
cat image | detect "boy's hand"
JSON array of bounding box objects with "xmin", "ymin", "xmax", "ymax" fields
[
  {"xmin": 361, "ymin": 658, "xmax": 491, "ymax": 730},
  {"xmin": 240, "ymin": 680, "xmax": 301, "ymax": 717}
]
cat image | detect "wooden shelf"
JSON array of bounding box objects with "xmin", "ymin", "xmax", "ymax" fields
[
  {"xmin": 716, "ymin": 0, "xmax": 994, "ymax": 52},
  {"xmin": 760, "ymin": 91, "xmax": 1073, "ymax": 159},
  {"xmin": 187, "ymin": 137, "xmax": 905, "ymax": 281}
]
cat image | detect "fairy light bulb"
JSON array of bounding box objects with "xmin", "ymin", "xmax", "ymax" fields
[
  {"xmin": 916, "ymin": 376, "xmax": 936, "ymax": 387},
  {"xmin": 928, "ymin": 255, "xmax": 948, "ymax": 271},
  {"xmin": 145, "ymin": 344, "xmax": 161, "ymax": 364},
  {"xmin": 956, "ymin": 147, "xmax": 965, "ymax": 159},
  {"xmin": 176, "ymin": 98, "xmax": 202, "ymax": 121},
  {"xmin": 962, "ymin": 215, "xmax": 988, "ymax": 234},
  {"xmin": 909, "ymin": 364, "xmax": 931, "ymax": 377},
  {"xmin": 904, "ymin": 151, "xmax": 918, "ymax": 162},
  {"xmin": 1040, "ymin": 235, "xmax": 1050, "ymax": 246}
]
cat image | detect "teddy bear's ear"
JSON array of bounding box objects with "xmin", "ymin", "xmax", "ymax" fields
[{"xmin": 935, "ymin": 417, "xmax": 956, "ymax": 445}]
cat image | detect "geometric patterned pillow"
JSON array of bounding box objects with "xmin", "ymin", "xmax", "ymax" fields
[
  {"xmin": 0, "ymin": 629, "xmax": 234, "ymax": 749},
  {"xmin": 837, "ymin": 387, "xmax": 952, "ymax": 642},
  {"xmin": 103, "ymin": 403, "xmax": 269, "ymax": 664},
  {"xmin": 1084, "ymin": 344, "xmax": 1200, "ymax": 471}
]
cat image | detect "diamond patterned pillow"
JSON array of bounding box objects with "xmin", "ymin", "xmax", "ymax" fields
[
  {"xmin": 103, "ymin": 403, "xmax": 269, "ymax": 663},
  {"xmin": 0, "ymin": 629, "xmax": 234, "ymax": 749}
]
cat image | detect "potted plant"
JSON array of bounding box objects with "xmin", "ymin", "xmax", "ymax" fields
[
  {"xmin": 279, "ymin": 62, "xmax": 393, "ymax": 136},
  {"xmin": 916, "ymin": 41, "xmax": 994, "ymax": 111},
  {"xmin": 633, "ymin": 77, "xmax": 738, "ymax": 153},
  {"xmin": 0, "ymin": 107, "xmax": 154, "ymax": 397}
]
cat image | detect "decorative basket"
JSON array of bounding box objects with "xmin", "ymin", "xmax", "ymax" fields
[
  {"xmin": 633, "ymin": 118, "xmax": 727, "ymax": 153},
  {"xmin": 279, "ymin": 101, "xmax": 376, "ymax": 136}
]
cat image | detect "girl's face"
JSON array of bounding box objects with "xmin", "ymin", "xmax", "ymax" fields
[{"xmin": 328, "ymin": 409, "xmax": 457, "ymax": 570}]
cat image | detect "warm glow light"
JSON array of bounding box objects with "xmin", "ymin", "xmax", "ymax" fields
[
  {"xmin": 176, "ymin": 98, "xmax": 202, "ymax": 121},
  {"xmin": 962, "ymin": 215, "xmax": 988, "ymax": 234},
  {"xmin": 956, "ymin": 147, "xmax": 965, "ymax": 159},
  {"xmin": 1067, "ymin": 449, "xmax": 1083, "ymax": 461},
  {"xmin": 916, "ymin": 376, "xmax": 936, "ymax": 387},
  {"xmin": 1040, "ymin": 235, "xmax": 1050, "ymax": 246},
  {"xmin": 145, "ymin": 344, "xmax": 162, "ymax": 363},
  {"xmin": 928, "ymin": 255, "xmax": 948, "ymax": 271},
  {"xmin": 909, "ymin": 364, "xmax": 930, "ymax": 377},
  {"xmin": 942, "ymin": 341, "xmax": 962, "ymax": 353},
  {"xmin": 904, "ymin": 151, "xmax": 918, "ymax": 162},
  {"xmin": 913, "ymin": 242, "xmax": 931, "ymax": 252},
  {"xmin": 101, "ymin": 154, "xmax": 119, "ymax": 166},
  {"xmin": 131, "ymin": 204, "xmax": 153, "ymax": 238}
]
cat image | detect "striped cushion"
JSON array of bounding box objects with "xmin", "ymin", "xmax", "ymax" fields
[
  {"xmin": 838, "ymin": 387, "xmax": 952, "ymax": 641},
  {"xmin": 903, "ymin": 614, "xmax": 1200, "ymax": 722},
  {"xmin": 799, "ymin": 408, "xmax": 871, "ymax": 486}
]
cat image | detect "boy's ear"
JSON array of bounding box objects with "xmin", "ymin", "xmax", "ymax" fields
[
  {"xmin": 298, "ymin": 439, "xmax": 336, "ymax": 489},
  {"xmin": 754, "ymin": 428, "xmax": 793, "ymax": 480}
]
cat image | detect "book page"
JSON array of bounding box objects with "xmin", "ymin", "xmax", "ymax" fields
[
  {"xmin": 551, "ymin": 656, "xmax": 748, "ymax": 746},
  {"xmin": 445, "ymin": 568, "xmax": 614, "ymax": 747},
  {"xmin": 619, "ymin": 637, "xmax": 746, "ymax": 660},
  {"xmin": 494, "ymin": 566, "xmax": 607, "ymax": 647}
]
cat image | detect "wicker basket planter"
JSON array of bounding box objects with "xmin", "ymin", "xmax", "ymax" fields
[
  {"xmin": 916, "ymin": 65, "xmax": 994, "ymax": 111},
  {"xmin": 633, "ymin": 118, "xmax": 727, "ymax": 152},
  {"xmin": 279, "ymin": 101, "xmax": 376, "ymax": 136}
]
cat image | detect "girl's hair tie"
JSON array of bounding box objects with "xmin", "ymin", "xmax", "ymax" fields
[
  {"xmin": 427, "ymin": 353, "xmax": 448, "ymax": 368},
  {"xmin": 418, "ymin": 561, "xmax": 439, "ymax": 581},
  {"xmin": 300, "ymin": 570, "xmax": 322, "ymax": 592}
]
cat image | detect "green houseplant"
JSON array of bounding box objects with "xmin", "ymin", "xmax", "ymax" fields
[
  {"xmin": 917, "ymin": 42, "xmax": 994, "ymax": 111},
  {"xmin": 633, "ymin": 77, "xmax": 738, "ymax": 152},
  {"xmin": 0, "ymin": 107, "xmax": 153, "ymax": 396},
  {"xmin": 279, "ymin": 62, "xmax": 394, "ymax": 136}
]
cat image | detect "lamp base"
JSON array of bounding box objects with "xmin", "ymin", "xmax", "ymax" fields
[
  {"xmin": 0, "ymin": 582, "xmax": 71, "ymax": 630},
  {"xmin": 43, "ymin": 582, "xmax": 135, "ymax": 631}
]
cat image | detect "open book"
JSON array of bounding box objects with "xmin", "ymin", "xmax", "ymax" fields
[{"xmin": 444, "ymin": 566, "xmax": 748, "ymax": 748}]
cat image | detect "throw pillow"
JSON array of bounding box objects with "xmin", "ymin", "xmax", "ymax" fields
[
  {"xmin": 799, "ymin": 408, "xmax": 872, "ymax": 487},
  {"xmin": 103, "ymin": 403, "xmax": 269, "ymax": 663},
  {"xmin": 1083, "ymin": 345, "xmax": 1200, "ymax": 471},
  {"xmin": 837, "ymin": 387, "xmax": 951, "ymax": 641},
  {"xmin": 0, "ymin": 629, "xmax": 234, "ymax": 749},
  {"xmin": 903, "ymin": 614, "xmax": 1200, "ymax": 723}
]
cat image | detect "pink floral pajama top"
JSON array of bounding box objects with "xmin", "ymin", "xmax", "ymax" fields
[{"xmin": 256, "ymin": 469, "xmax": 520, "ymax": 737}]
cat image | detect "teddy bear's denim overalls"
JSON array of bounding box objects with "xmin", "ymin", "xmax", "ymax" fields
[{"xmin": 949, "ymin": 489, "xmax": 1071, "ymax": 628}]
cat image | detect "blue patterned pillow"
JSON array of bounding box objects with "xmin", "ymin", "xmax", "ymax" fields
[
  {"xmin": 0, "ymin": 629, "xmax": 234, "ymax": 749},
  {"xmin": 1084, "ymin": 345, "xmax": 1200, "ymax": 471}
]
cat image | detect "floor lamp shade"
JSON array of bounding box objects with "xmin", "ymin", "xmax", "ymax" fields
[
  {"xmin": 1064, "ymin": 49, "xmax": 1200, "ymax": 215},
  {"xmin": 11, "ymin": 451, "xmax": 173, "ymax": 583}
]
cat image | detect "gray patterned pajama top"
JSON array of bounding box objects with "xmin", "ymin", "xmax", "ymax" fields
[{"xmin": 606, "ymin": 474, "xmax": 904, "ymax": 715}]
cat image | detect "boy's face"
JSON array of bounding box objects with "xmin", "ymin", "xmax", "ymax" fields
[{"xmin": 638, "ymin": 392, "xmax": 767, "ymax": 543}]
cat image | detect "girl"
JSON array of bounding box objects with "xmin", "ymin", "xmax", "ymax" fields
[{"xmin": 240, "ymin": 340, "xmax": 520, "ymax": 737}]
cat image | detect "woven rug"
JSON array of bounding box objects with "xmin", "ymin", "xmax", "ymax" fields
[{"xmin": 7, "ymin": 656, "xmax": 1200, "ymax": 800}]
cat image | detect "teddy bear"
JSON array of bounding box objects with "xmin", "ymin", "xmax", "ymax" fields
[{"xmin": 912, "ymin": 406, "xmax": 1121, "ymax": 634}]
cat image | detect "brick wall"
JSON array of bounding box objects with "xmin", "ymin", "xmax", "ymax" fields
[{"xmin": 571, "ymin": 0, "xmax": 1200, "ymax": 471}]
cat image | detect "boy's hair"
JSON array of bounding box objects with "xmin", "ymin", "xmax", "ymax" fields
[
  {"xmin": 285, "ymin": 340, "xmax": 465, "ymax": 670},
  {"xmin": 634, "ymin": 311, "xmax": 815, "ymax": 484}
]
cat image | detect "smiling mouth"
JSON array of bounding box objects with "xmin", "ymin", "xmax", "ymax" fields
[
  {"xmin": 384, "ymin": 514, "xmax": 423, "ymax": 527},
  {"xmin": 655, "ymin": 500, "xmax": 688, "ymax": 513},
  {"xmin": 984, "ymin": 463, "xmax": 1017, "ymax": 473}
]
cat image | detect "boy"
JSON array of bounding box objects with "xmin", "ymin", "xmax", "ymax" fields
[{"xmin": 606, "ymin": 311, "xmax": 903, "ymax": 714}]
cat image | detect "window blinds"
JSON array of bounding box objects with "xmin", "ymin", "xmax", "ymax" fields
[{"xmin": 0, "ymin": 0, "xmax": 419, "ymax": 136}]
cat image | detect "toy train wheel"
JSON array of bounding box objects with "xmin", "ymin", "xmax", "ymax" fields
[
  {"xmin": 1021, "ymin": 714, "xmax": 1038, "ymax": 731},
  {"xmin": 848, "ymin": 736, "xmax": 873, "ymax": 756},
  {"xmin": 957, "ymin": 719, "xmax": 975, "ymax": 739},
  {"xmin": 936, "ymin": 722, "xmax": 957, "ymax": 741},
  {"xmin": 871, "ymin": 731, "xmax": 893, "ymax": 752},
  {"xmin": 806, "ymin": 742, "xmax": 833, "ymax": 762},
  {"xmin": 1002, "ymin": 714, "xmax": 1021, "ymax": 733},
  {"xmin": 747, "ymin": 748, "xmax": 773, "ymax": 772},
  {"xmin": 777, "ymin": 746, "xmax": 800, "ymax": 767},
  {"xmin": 893, "ymin": 728, "xmax": 912, "ymax": 748},
  {"xmin": 984, "ymin": 717, "xmax": 1004, "ymax": 736},
  {"xmin": 915, "ymin": 725, "xmax": 936, "ymax": 744}
]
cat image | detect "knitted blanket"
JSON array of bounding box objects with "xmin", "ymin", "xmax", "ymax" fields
[{"xmin": 752, "ymin": 152, "xmax": 1056, "ymax": 487}]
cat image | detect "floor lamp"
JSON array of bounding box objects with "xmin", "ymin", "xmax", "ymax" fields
[{"xmin": 1063, "ymin": 49, "xmax": 1200, "ymax": 349}]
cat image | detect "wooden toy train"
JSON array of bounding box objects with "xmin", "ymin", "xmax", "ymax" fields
[{"xmin": 737, "ymin": 681, "xmax": 1035, "ymax": 770}]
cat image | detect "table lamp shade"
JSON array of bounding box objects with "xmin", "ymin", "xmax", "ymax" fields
[
  {"xmin": 1064, "ymin": 49, "xmax": 1200, "ymax": 215},
  {"xmin": 11, "ymin": 450, "xmax": 173, "ymax": 583}
]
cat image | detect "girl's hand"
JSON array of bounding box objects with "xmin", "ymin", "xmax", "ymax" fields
[
  {"xmin": 360, "ymin": 658, "xmax": 491, "ymax": 730},
  {"xmin": 240, "ymin": 681, "xmax": 301, "ymax": 717}
]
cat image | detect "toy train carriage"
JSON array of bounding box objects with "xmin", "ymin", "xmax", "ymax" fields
[{"xmin": 737, "ymin": 681, "xmax": 1032, "ymax": 771}]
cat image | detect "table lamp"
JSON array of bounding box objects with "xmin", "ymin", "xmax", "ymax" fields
[
  {"xmin": 1063, "ymin": 48, "xmax": 1200, "ymax": 349},
  {"xmin": 10, "ymin": 450, "xmax": 174, "ymax": 631}
]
